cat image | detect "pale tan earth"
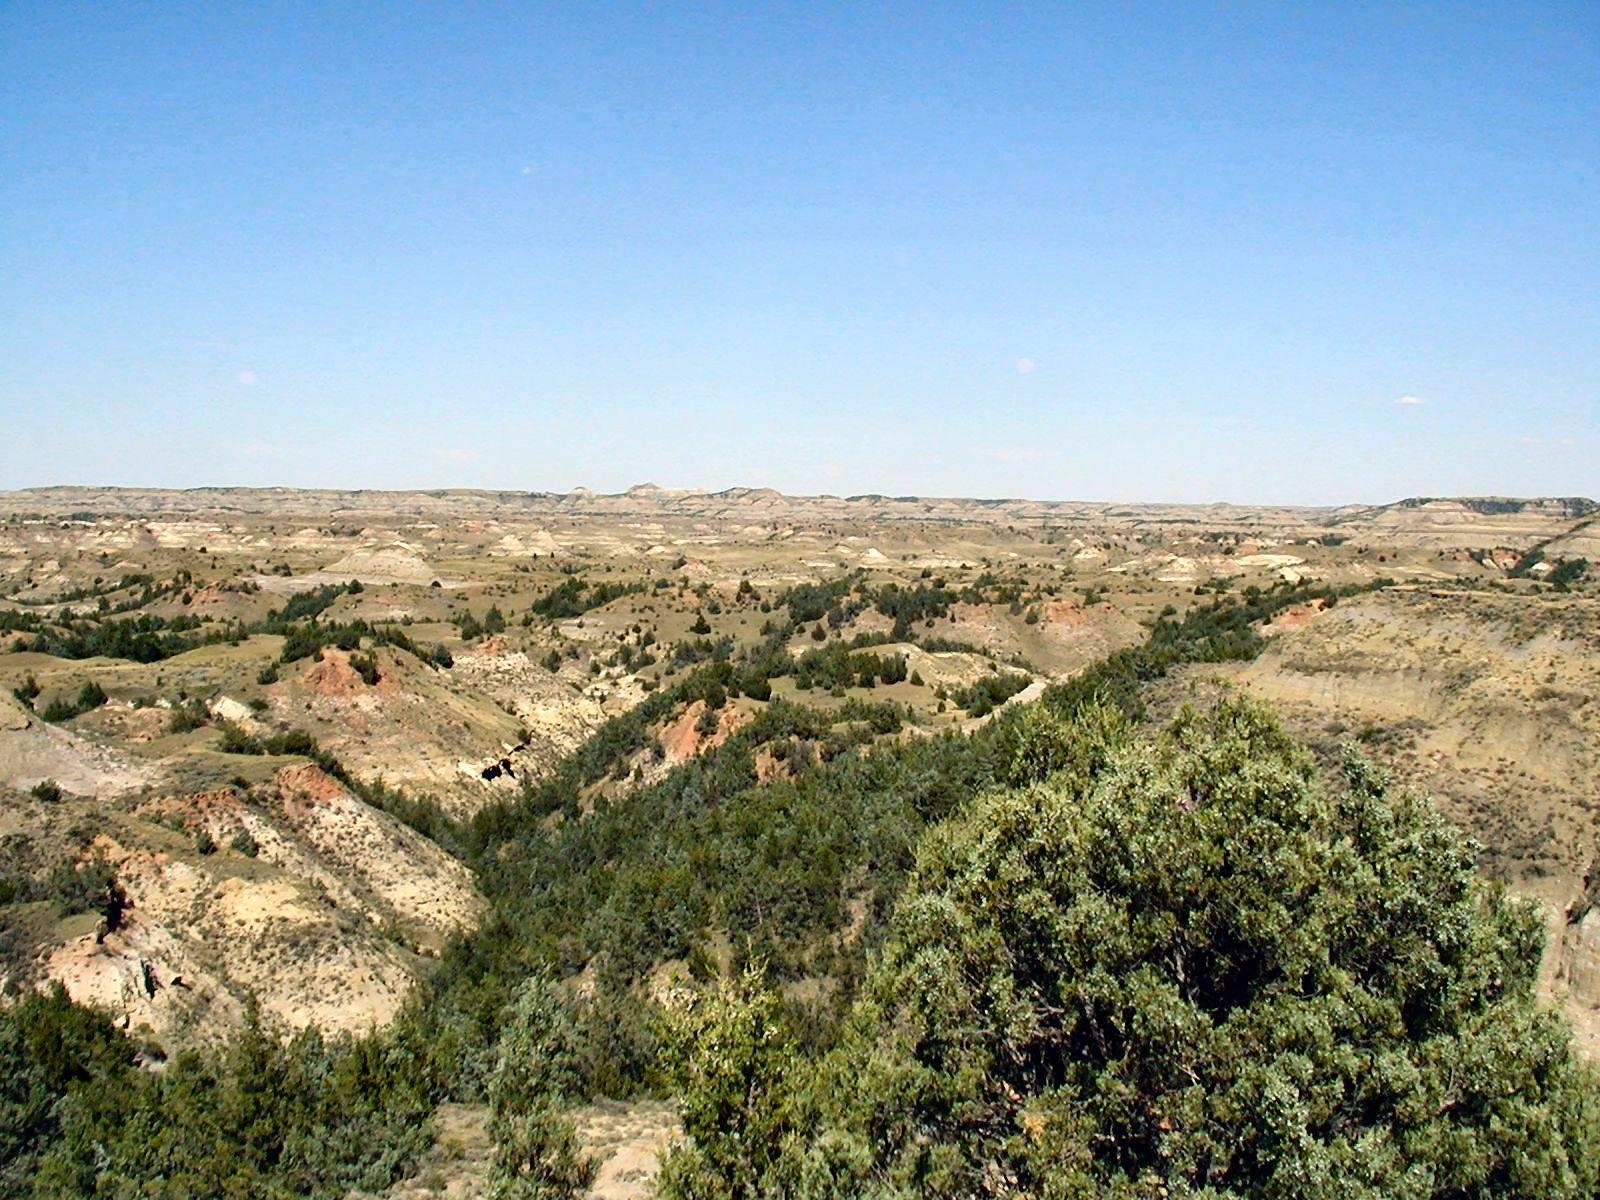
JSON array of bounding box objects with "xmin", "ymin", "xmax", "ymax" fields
[
  {"xmin": 448, "ymin": 638, "xmax": 608, "ymax": 775},
  {"xmin": 0, "ymin": 485, "xmax": 1595, "ymax": 1095},
  {"xmin": 0, "ymin": 689, "xmax": 157, "ymax": 797},
  {"xmin": 4, "ymin": 752, "xmax": 482, "ymax": 1047},
  {"xmin": 371, "ymin": 1100, "xmax": 679, "ymax": 1200},
  {"xmin": 576, "ymin": 1102, "xmax": 682, "ymax": 1200},
  {"xmin": 262, "ymin": 645, "xmax": 535, "ymax": 817}
]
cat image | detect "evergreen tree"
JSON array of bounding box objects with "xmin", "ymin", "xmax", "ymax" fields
[
  {"xmin": 487, "ymin": 974, "xmax": 596, "ymax": 1199},
  {"xmin": 657, "ymin": 966, "xmax": 799, "ymax": 1200},
  {"xmin": 0, "ymin": 986, "xmax": 138, "ymax": 1192},
  {"xmin": 663, "ymin": 697, "xmax": 1600, "ymax": 1199}
]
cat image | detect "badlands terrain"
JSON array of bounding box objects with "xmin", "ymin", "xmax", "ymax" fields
[{"xmin": 1, "ymin": 483, "xmax": 1596, "ymax": 1194}]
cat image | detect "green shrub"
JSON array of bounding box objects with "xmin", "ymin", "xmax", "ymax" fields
[
  {"xmin": 350, "ymin": 652, "xmax": 380, "ymax": 685},
  {"xmin": 487, "ymin": 975, "xmax": 596, "ymax": 1198},
  {"xmin": 28, "ymin": 779, "xmax": 62, "ymax": 804},
  {"xmin": 947, "ymin": 671, "xmax": 1030, "ymax": 716},
  {"xmin": 35, "ymin": 680, "xmax": 109, "ymax": 724},
  {"xmin": 1548, "ymin": 558, "xmax": 1589, "ymax": 588},
  {"xmin": 25, "ymin": 999, "xmax": 439, "ymax": 1196},
  {"xmin": 661, "ymin": 699, "xmax": 1600, "ymax": 1199},
  {"xmin": 168, "ymin": 697, "xmax": 210, "ymax": 733},
  {"xmin": 38, "ymin": 698, "xmax": 75, "ymax": 723},
  {"xmin": 216, "ymin": 721, "xmax": 262, "ymax": 755}
]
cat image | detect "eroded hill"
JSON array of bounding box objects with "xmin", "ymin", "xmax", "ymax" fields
[{"xmin": 0, "ymin": 484, "xmax": 1594, "ymax": 1068}]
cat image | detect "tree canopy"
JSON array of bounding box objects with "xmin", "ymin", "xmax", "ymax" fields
[
  {"xmin": 486, "ymin": 974, "xmax": 596, "ymax": 1199},
  {"xmin": 662, "ymin": 698, "xmax": 1600, "ymax": 1200}
]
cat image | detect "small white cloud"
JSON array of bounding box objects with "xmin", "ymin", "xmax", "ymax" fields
[
  {"xmin": 236, "ymin": 370, "xmax": 259, "ymax": 387},
  {"xmin": 1017, "ymin": 357, "xmax": 1037, "ymax": 375},
  {"xmin": 990, "ymin": 448, "xmax": 1050, "ymax": 463},
  {"xmin": 1394, "ymin": 394, "xmax": 1427, "ymax": 406},
  {"xmin": 521, "ymin": 164, "xmax": 535, "ymax": 176}
]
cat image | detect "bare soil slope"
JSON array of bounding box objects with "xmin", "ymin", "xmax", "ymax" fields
[{"xmin": 1, "ymin": 724, "xmax": 483, "ymax": 1048}]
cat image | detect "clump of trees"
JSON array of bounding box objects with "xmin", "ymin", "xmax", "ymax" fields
[
  {"xmin": 10, "ymin": 612, "xmax": 202, "ymax": 662},
  {"xmin": 528, "ymin": 577, "xmax": 646, "ymax": 621},
  {"xmin": 792, "ymin": 644, "xmax": 908, "ymax": 691},
  {"xmin": 458, "ymin": 605, "xmax": 507, "ymax": 641},
  {"xmin": 37, "ymin": 680, "xmax": 108, "ymax": 723},
  {"xmin": 1548, "ymin": 558, "xmax": 1590, "ymax": 588},
  {"xmin": 1, "ymin": 578, "xmax": 457, "ymax": 672},
  {"xmin": 0, "ymin": 991, "xmax": 441, "ymax": 1197},
  {"xmin": 945, "ymin": 670, "xmax": 1029, "ymax": 716},
  {"xmin": 216, "ymin": 722, "xmax": 320, "ymax": 758},
  {"xmin": 486, "ymin": 974, "xmax": 596, "ymax": 1198},
  {"xmin": 657, "ymin": 698, "xmax": 1600, "ymax": 1199},
  {"xmin": 10, "ymin": 675, "xmax": 40, "ymax": 706},
  {"xmin": 273, "ymin": 581, "xmax": 353, "ymax": 623}
]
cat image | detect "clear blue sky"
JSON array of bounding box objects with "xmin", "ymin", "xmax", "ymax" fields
[{"xmin": 2, "ymin": 3, "xmax": 1595, "ymax": 504}]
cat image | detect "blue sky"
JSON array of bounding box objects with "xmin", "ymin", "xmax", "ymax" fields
[{"xmin": 2, "ymin": 2, "xmax": 1595, "ymax": 503}]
